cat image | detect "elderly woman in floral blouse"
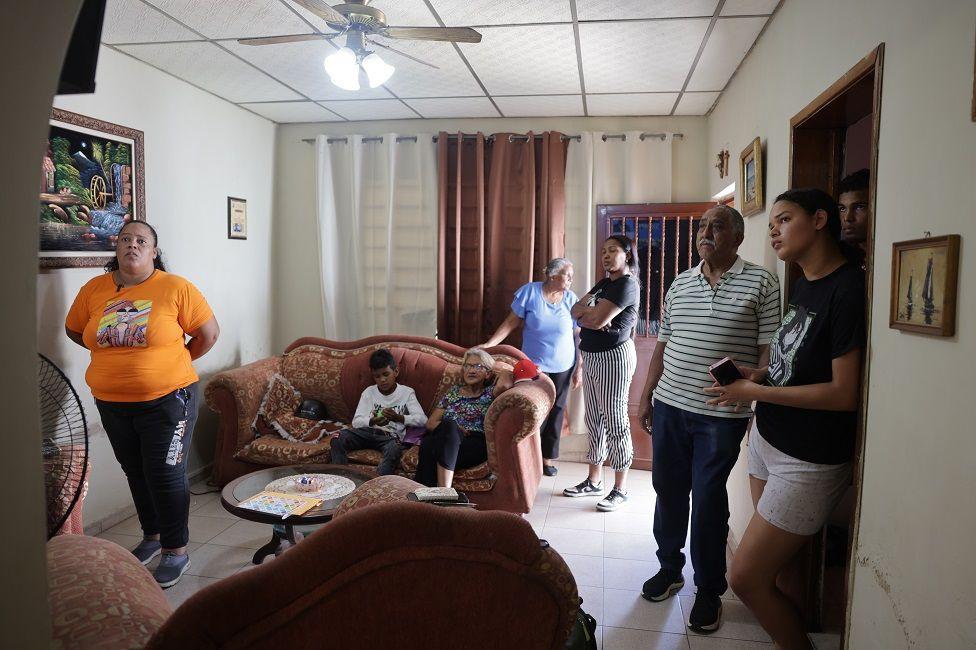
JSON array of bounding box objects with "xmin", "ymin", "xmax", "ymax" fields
[{"xmin": 415, "ymin": 348, "xmax": 511, "ymax": 488}]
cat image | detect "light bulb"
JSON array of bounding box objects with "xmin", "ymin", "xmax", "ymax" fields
[
  {"xmin": 361, "ymin": 53, "xmax": 395, "ymax": 88},
  {"xmin": 324, "ymin": 47, "xmax": 360, "ymax": 91}
]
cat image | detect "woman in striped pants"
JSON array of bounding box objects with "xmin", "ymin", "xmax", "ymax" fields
[{"xmin": 563, "ymin": 235, "xmax": 641, "ymax": 511}]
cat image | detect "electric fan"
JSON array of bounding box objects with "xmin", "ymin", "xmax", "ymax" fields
[{"xmin": 39, "ymin": 353, "xmax": 89, "ymax": 539}]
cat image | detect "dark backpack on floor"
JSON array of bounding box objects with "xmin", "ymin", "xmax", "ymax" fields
[{"xmin": 564, "ymin": 596, "xmax": 597, "ymax": 650}]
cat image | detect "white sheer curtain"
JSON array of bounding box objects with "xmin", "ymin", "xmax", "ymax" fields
[
  {"xmin": 315, "ymin": 134, "xmax": 438, "ymax": 340},
  {"xmin": 563, "ymin": 131, "xmax": 673, "ymax": 435}
]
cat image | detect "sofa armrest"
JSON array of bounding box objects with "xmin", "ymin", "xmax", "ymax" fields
[
  {"xmin": 482, "ymin": 377, "xmax": 556, "ymax": 512},
  {"xmin": 48, "ymin": 535, "xmax": 171, "ymax": 649},
  {"xmin": 334, "ymin": 475, "xmax": 424, "ymax": 518},
  {"xmin": 205, "ymin": 356, "xmax": 282, "ymax": 483}
]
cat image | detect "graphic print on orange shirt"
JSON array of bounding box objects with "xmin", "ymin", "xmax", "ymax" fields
[{"xmin": 96, "ymin": 299, "xmax": 151, "ymax": 348}]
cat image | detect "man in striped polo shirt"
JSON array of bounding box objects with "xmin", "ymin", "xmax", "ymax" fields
[{"xmin": 636, "ymin": 205, "xmax": 780, "ymax": 633}]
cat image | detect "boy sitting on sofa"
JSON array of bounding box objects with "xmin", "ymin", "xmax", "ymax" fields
[{"xmin": 330, "ymin": 348, "xmax": 427, "ymax": 475}]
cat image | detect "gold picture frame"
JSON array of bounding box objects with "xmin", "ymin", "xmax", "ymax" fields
[
  {"xmin": 739, "ymin": 137, "xmax": 763, "ymax": 217},
  {"xmin": 890, "ymin": 235, "xmax": 960, "ymax": 336},
  {"xmin": 227, "ymin": 196, "xmax": 247, "ymax": 240}
]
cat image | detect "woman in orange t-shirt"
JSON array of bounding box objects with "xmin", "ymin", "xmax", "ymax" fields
[{"xmin": 65, "ymin": 221, "xmax": 219, "ymax": 588}]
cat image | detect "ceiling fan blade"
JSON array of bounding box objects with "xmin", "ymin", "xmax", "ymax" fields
[
  {"xmin": 370, "ymin": 40, "xmax": 440, "ymax": 69},
  {"xmin": 380, "ymin": 26, "xmax": 482, "ymax": 44},
  {"xmin": 291, "ymin": 0, "xmax": 349, "ymax": 27},
  {"xmin": 237, "ymin": 33, "xmax": 335, "ymax": 46}
]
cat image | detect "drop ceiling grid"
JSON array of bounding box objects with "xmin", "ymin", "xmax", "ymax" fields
[
  {"xmin": 319, "ymin": 99, "xmax": 420, "ymax": 120},
  {"xmin": 459, "ymin": 25, "xmax": 582, "ymax": 96},
  {"xmin": 240, "ymin": 100, "xmax": 343, "ymax": 122},
  {"xmin": 100, "ymin": 0, "xmax": 783, "ymax": 121}
]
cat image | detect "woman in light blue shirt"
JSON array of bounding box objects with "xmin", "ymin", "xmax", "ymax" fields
[{"xmin": 483, "ymin": 258, "xmax": 581, "ymax": 476}]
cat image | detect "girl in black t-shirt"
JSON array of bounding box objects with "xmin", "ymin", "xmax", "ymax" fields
[
  {"xmin": 562, "ymin": 235, "xmax": 640, "ymax": 512},
  {"xmin": 704, "ymin": 189, "xmax": 865, "ymax": 649}
]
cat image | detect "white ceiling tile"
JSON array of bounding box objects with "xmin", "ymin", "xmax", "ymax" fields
[
  {"xmin": 459, "ymin": 25, "xmax": 580, "ymax": 95},
  {"xmin": 586, "ymin": 93, "xmax": 678, "ymax": 116},
  {"xmin": 405, "ymin": 97, "xmax": 499, "ymax": 118},
  {"xmin": 430, "ymin": 0, "xmax": 572, "ymax": 26},
  {"xmin": 576, "ymin": 0, "xmax": 717, "ymax": 20},
  {"xmin": 144, "ymin": 0, "xmax": 314, "ymax": 39},
  {"xmin": 290, "ymin": 0, "xmax": 436, "ymax": 31},
  {"xmin": 673, "ymin": 91, "xmax": 720, "ymax": 114},
  {"xmin": 222, "ymin": 39, "xmax": 393, "ymax": 100},
  {"xmin": 494, "ymin": 95, "xmax": 584, "ymax": 117},
  {"xmin": 578, "ymin": 20, "xmax": 709, "ymax": 93},
  {"xmin": 116, "ymin": 42, "xmax": 302, "ymax": 102},
  {"xmin": 319, "ymin": 99, "xmax": 419, "ymax": 120},
  {"xmin": 374, "ymin": 39, "xmax": 484, "ymax": 98},
  {"xmin": 240, "ymin": 101, "xmax": 342, "ymax": 122},
  {"xmin": 721, "ymin": 0, "xmax": 780, "ymax": 16},
  {"xmin": 102, "ymin": 0, "xmax": 201, "ymax": 44},
  {"xmin": 686, "ymin": 17, "xmax": 766, "ymax": 91}
]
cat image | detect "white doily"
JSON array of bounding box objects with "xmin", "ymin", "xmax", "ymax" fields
[{"xmin": 264, "ymin": 474, "xmax": 357, "ymax": 502}]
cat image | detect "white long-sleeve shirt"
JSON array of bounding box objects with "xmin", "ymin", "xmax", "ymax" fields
[{"xmin": 350, "ymin": 384, "xmax": 427, "ymax": 440}]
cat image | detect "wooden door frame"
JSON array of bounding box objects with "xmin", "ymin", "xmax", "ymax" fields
[{"xmin": 787, "ymin": 43, "xmax": 884, "ymax": 641}]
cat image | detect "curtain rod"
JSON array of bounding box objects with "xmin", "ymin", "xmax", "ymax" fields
[{"xmin": 301, "ymin": 132, "xmax": 684, "ymax": 145}]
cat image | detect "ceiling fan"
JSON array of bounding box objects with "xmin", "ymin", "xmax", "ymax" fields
[{"xmin": 238, "ymin": 0, "xmax": 482, "ymax": 90}]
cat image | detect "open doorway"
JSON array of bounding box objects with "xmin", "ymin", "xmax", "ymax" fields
[{"xmin": 784, "ymin": 44, "xmax": 884, "ymax": 640}]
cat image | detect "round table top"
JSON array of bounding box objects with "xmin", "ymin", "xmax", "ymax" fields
[{"xmin": 220, "ymin": 464, "xmax": 374, "ymax": 526}]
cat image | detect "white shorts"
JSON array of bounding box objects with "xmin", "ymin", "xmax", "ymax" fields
[{"xmin": 748, "ymin": 429, "xmax": 852, "ymax": 536}]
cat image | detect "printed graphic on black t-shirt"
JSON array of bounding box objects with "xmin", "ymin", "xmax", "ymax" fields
[{"xmin": 767, "ymin": 304, "xmax": 816, "ymax": 386}]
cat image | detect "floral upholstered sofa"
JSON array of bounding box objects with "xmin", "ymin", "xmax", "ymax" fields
[{"xmin": 205, "ymin": 335, "xmax": 555, "ymax": 514}]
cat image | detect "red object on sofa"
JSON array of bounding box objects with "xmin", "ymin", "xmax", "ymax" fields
[{"xmin": 205, "ymin": 336, "xmax": 556, "ymax": 514}]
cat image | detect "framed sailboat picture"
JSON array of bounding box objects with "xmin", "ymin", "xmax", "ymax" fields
[{"xmin": 890, "ymin": 235, "xmax": 960, "ymax": 336}]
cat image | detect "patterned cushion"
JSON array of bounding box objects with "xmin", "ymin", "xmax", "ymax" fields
[
  {"xmin": 347, "ymin": 449, "xmax": 384, "ymax": 465},
  {"xmin": 453, "ymin": 476, "xmax": 496, "ymax": 492},
  {"xmin": 333, "ymin": 475, "xmax": 424, "ymax": 518},
  {"xmin": 252, "ymin": 374, "xmax": 343, "ymax": 444},
  {"xmin": 234, "ymin": 435, "xmax": 333, "ymax": 466}
]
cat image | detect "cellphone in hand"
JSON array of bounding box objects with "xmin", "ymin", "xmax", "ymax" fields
[{"xmin": 708, "ymin": 357, "xmax": 743, "ymax": 386}]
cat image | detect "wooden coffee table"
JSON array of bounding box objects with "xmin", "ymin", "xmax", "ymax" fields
[{"xmin": 220, "ymin": 464, "xmax": 373, "ymax": 564}]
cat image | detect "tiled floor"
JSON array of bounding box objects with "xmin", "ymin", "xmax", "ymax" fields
[{"xmin": 97, "ymin": 461, "xmax": 840, "ymax": 649}]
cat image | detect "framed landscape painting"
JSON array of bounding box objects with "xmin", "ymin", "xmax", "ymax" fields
[
  {"xmin": 39, "ymin": 108, "xmax": 146, "ymax": 268},
  {"xmin": 890, "ymin": 235, "xmax": 960, "ymax": 336}
]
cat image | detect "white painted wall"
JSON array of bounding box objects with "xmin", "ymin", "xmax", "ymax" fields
[
  {"xmin": 706, "ymin": 1, "xmax": 976, "ymax": 647},
  {"xmin": 272, "ymin": 115, "xmax": 709, "ymax": 351},
  {"xmin": 40, "ymin": 46, "xmax": 277, "ymax": 527}
]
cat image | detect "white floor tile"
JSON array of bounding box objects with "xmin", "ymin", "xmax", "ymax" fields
[
  {"xmin": 548, "ymin": 492, "xmax": 607, "ymax": 509},
  {"xmin": 578, "ymin": 584, "xmax": 604, "ymax": 623},
  {"xmin": 190, "ymin": 496, "xmax": 238, "ymax": 519},
  {"xmin": 604, "ymin": 511, "xmax": 653, "ymax": 535},
  {"xmin": 595, "ymin": 625, "xmax": 603, "ymax": 650},
  {"xmin": 187, "ymin": 515, "xmax": 236, "ymax": 544},
  {"xmin": 163, "ymin": 574, "xmax": 220, "ymax": 610},
  {"xmin": 686, "ymin": 637, "xmax": 772, "ymax": 649},
  {"xmin": 207, "ymin": 519, "xmax": 274, "ymax": 549},
  {"xmin": 604, "ymin": 556, "xmax": 661, "ymax": 592},
  {"xmin": 95, "ymin": 531, "xmax": 143, "ymax": 550},
  {"xmin": 185, "ymin": 544, "xmax": 255, "ymax": 579},
  {"xmin": 602, "ymin": 588, "xmax": 686, "ymax": 634},
  {"xmin": 604, "ymin": 531, "xmax": 658, "ymax": 561},
  {"xmin": 104, "ymin": 515, "xmax": 145, "ymax": 537},
  {"xmin": 540, "ymin": 526, "xmax": 604, "ymax": 557},
  {"xmin": 602, "ymin": 626, "xmax": 690, "ymax": 650},
  {"xmin": 188, "ymin": 490, "xmax": 221, "ymax": 512},
  {"xmin": 560, "ymin": 553, "xmax": 604, "ymax": 587},
  {"xmin": 547, "ymin": 506, "xmax": 606, "ymax": 532},
  {"xmin": 678, "ymin": 596, "xmax": 771, "ymax": 643},
  {"xmin": 523, "ymin": 510, "xmax": 547, "ymax": 534},
  {"xmin": 615, "ymin": 493, "xmax": 656, "ymax": 514}
]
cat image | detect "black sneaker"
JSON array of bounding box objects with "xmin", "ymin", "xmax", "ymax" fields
[
  {"xmin": 596, "ymin": 487, "xmax": 628, "ymax": 511},
  {"xmin": 641, "ymin": 569, "xmax": 684, "ymax": 602},
  {"xmin": 543, "ymin": 465, "xmax": 558, "ymax": 477},
  {"xmin": 562, "ymin": 479, "xmax": 603, "ymax": 497},
  {"xmin": 131, "ymin": 538, "xmax": 161, "ymax": 565},
  {"xmin": 688, "ymin": 591, "xmax": 723, "ymax": 633},
  {"xmin": 154, "ymin": 552, "xmax": 191, "ymax": 589}
]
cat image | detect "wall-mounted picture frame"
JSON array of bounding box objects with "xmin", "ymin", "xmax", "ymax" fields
[
  {"xmin": 890, "ymin": 235, "xmax": 960, "ymax": 336},
  {"xmin": 39, "ymin": 108, "xmax": 146, "ymax": 268},
  {"xmin": 739, "ymin": 137, "xmax": 764, "ymax": 217},
  {"xmin": 227, "ymin": 197, "xmax": 247, "ymax": 240}
]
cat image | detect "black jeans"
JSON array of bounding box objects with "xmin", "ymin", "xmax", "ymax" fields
[
  {"xmin": 651, "ymin": 399, "xmax": 749, "ymax": 595},
  {"xmin": 330, "ymin": 426, "xmax": 404, "ymax": 476},
  {"xmin": 540, "ymin": 364, "xmax": 575, "ymax": 460},
  {"xmin": 415, "ymin": 420, "xmax": 486, "ymax": 487},
  {"xmin": 96, "ymin": 383, "xmax": 198, "ymax": 549}
]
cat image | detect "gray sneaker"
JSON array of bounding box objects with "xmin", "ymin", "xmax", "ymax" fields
[
  {"xmin": 596, "ymin": 488, "xmax": 628, "ymax": 511},
  {"xmin": 131, "ymin": 538, "xmax": 161, "ymax": 565},
  {"xmin": 154, "ymin": 552, "xmax": 191, "ymax": 588},
  {"xmin": 562, "ymin": 479, "xmax": 603, "ymax": 497}
]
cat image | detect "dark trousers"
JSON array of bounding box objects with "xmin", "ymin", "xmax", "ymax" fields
[
  {"xmin": 330, "ymin": 426, "xmax": 404, "ymax": 475},
  {"xmin": 96, "ymin": 383, "xmax": 198, "ymax": 549},
  {"xmin": 540, "ymin": 365, "xmax": 575, "ymax": 460},
  {"xmin": 415, "ymin": 420, "xmax": 487, "ymax": 487},
  {"xmin": 651, "ymin": 399, "xmax": 749, "ymax": 594}
]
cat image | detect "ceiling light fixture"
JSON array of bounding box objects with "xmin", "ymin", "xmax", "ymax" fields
[{"xmin": 323, "ymin": 47, "xmax": 396, "ymax": 91}]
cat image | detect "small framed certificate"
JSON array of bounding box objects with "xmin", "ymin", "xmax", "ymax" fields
[{"xmin": 227, "ymin": 196, "xmax": 247, "ymax": 240}]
